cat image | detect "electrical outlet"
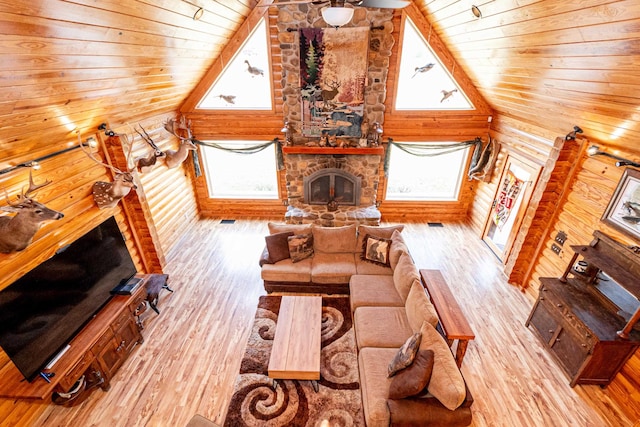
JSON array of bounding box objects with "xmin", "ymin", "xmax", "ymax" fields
[
  {"xmin": 555, "ymin": 231, "xmax": 567, "ymax": 246},
  {"xmin": 551, "ymin": 243, "xmax": 562, "ymax": 255}
]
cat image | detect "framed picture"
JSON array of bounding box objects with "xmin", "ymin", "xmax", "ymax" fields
[{"xmin": 602, "ymin": 168, "xmax": 640, "ymax": 241}]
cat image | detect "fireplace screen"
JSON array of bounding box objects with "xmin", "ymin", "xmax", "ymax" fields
[{"xmin": 304, "ymin": 168, "xmax": 361, "ymax": 206}]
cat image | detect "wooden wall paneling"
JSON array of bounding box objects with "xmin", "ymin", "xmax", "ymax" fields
[{"xmin": 505, "ymin": 137, "xmax": 582, "ymax": 287}]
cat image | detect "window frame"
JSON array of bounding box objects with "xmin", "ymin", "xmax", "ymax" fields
[
  {"xmin": 383, "ymin": 142, "xmax": 471, "ymax": 202},
  {"xmin": 198, "ymin": 140, "xmax": 281, "ymax": 200}
]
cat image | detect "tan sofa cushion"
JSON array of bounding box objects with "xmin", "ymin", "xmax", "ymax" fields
[
  {"xmin": 358, "ymin": 347, "xmax": 397, "ymax": 427},
  {"xmin": 405, "ymin": 279, "xmax": 439, "ymax": 331},
  {"xmin": 311, "ymin": 252, "xmax": 356, "ymax": 284},
  {"xmin": 354, "ymin": 306, "xmax": 413, "ymax": 349},
  {"xmin": 389, "ymin": 230, "xmax": 409, "ymax": 270},
  {"xmin": 355, "ymin": 257, "xmax": 394, "ymax": 275},
  {"xmin": 393, "ymin": 253, "xmax": 419, "ymax": 302},
  {"xmin": 357, "ymin": 224, "xmax": 405, "ymax": 252},
  {"xmin": 268, "ymin": 222, "xmax": 312, "ymax": 235},
  {"xmin": 260, "ymin": 257, "xmax": 312, "ymax": 283},
  {"xmin": 312, "ymin": 224, "xmax": 357, "ymax": 253},
  {"xmin": 349, "ymin": 275, "xmax": 403, "ymax": 313},
  {"xmin": 420, "ymin": 321, "xmax": 467, "ymax": 411}
]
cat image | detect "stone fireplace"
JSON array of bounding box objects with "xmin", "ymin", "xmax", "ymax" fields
[
  {"xmin": 275, "ymin": 6, "xmax": 394, "ymax": 226},
  {"xmin": 283, "ymin": 148, "xmax": 382, "ymax": 226},
  {"xmin": 304, "ymin": 168, "xmax": 361, "ymax": 206}
]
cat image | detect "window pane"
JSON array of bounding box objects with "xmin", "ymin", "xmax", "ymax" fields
[
  {"xmin": 200, "ymin": 142, "xmax": 278, "ymax": 199},
  {"xmin": 385, "ymin": 144, "xmax": 468, "ymax": 200}
]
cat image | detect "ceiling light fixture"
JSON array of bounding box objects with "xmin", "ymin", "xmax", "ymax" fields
[
  {"xmin": 321, "ymin": 6, "xmax": 354, "ymax": 28},
  {"xmin": 193, "ymin": 7, "xmax": 204, "ymax": 21},
  {"xmin": 587, "ymin": 145, "xmax": 640, "ymax": 168},
  {"xmin": 471, "ymin": 5, "xmax": 482, "ymax": 18}
]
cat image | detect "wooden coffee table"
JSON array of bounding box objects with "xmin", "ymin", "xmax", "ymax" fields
[{"xmin": 268, "ymin": 296, "xmax": 322, "ymax": 390}]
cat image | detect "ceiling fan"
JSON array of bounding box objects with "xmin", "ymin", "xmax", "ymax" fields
[{"xmin": 261, "ymin": 0, "xmax": 410, "ymax": 28}]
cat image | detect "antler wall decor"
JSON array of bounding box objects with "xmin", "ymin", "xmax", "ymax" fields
[
  {"xmin": 80, "ymin": 133, "xmax": 138, "ymax": 209},
  {"xmin": 0, "ymin": 168, "xmax": 64, "ymax": 252}
]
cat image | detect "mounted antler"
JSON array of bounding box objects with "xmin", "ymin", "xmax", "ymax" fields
[
  {"xmin": 0, "ymin": 169, "xmax": 64, "ymax": 252},
  {"xmin": 134, "ymin": 125, "xmax": 166, "ymax": 173},
  {"xmin": 80, "ymin": 134, "xmax": 138, "ymax": 209},
  {"xmin": 162, "ymin": 117, "xmax": 198, "ymax": 169}
]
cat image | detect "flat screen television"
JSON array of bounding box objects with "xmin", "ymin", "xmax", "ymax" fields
[{"xmin": 0, "ymin": 216, "xmax": 138, "ymax": 382}]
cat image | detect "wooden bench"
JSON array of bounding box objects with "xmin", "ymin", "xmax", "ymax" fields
[{"xmin": 420, "ymin": 269, "xmax": 475, "ymax": 368}]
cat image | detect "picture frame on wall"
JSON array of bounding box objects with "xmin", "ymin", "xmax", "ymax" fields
[{"xmin": 602, "ymin": 168, "xmax": 640, "ymax": 242}]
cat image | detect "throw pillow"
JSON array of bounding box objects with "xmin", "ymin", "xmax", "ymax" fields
[
  {"xmin": 356, "ymin": 224, "xmax": 405, "ymax": 252},
  {"xmin": 388, "ymin": 349, "xmax": 435, "ymax": 399},
  {"xmin": 287, "ymin": 233, "xmax": 314, "ymax": 263},
  {"xmin": 361, "ymin": 235, "xmax": 392, "ymax": 267},
  {"xmin": 265, "ymin": 231, "xmax": 293, "ymax": 263},
  {"xmin": 419, "ymin": 321, "xmax": 467, "ymax": 410},
  {"xmin": 388, "ymin": 332, "xmax": 422, "ymax": 377}
]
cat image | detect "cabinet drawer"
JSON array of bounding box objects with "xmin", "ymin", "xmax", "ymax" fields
[
  {"xmin": 563, "ymin": 312, "xmax": 596, "ymax": 350},
  {"xmin": 58, "ymin": 352, "xmax": 92, "ymax": 392},
  {"xmin": 538, "ymin": 287, "xmax": 566, "ymax": 313},
  {"xmin": 92, "ymin": 328, "xmax": 115, "ymax": 356},
  {"xmin": 112, "ymin": 309, "xmax": 131, "ymax": 332}
]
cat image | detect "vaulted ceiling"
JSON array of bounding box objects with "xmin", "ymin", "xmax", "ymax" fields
[{"xmin": 1, "ymin": 0, "xmax": 638, "ymax": 171}]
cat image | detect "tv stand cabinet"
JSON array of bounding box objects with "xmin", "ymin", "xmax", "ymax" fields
[{"xmin": 0, "ymin": 274, "xmax": 151, "ymax": 400}]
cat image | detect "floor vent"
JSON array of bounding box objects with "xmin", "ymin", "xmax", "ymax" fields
[
  {"xmin": 220, "ymin": 219, "xmax": 236, "ymax": 224},
  {"xmin": 428, "ymin": 222, "xmax": 444, "ymax": 227}
]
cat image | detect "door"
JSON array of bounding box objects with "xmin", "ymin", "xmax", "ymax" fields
[{"xmin": 483, "ymin": 155, "xmax": 541, "ymax": 261}]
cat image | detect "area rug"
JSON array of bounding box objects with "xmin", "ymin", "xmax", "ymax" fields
[{"xmin": 223, "ymin": 296, "xmax": 364, "ymax": 426}]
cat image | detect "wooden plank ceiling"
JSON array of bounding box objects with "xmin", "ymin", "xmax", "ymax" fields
[
  {"xmin": 417, "ymin": 0, "xmax": 640, "ymax": 150},
  {"xmin": 1, "ymin": 0, "xmax": 638, "ymax": 169}
]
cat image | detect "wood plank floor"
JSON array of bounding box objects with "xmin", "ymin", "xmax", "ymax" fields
[{"xmin": 8, "ymin": 219, "xmax": 638, "ymax": 426}]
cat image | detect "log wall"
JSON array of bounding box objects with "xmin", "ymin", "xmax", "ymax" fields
[{"xmin": 475, "ymin": 113, "xmax": 640, "ymax": 421}]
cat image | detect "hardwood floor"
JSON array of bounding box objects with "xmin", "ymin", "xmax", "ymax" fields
[{"xmin": 16, "ymin": 219, "xmax": 638, "ymax": 426}]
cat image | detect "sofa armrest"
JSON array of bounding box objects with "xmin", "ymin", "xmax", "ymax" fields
[{"xmin": 259, "ymin": 246, "xmax": 272, "ymax": 266}]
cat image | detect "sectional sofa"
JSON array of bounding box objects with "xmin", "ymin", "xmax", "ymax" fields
[{"xmin": 259, "ymin": 223, "xmax": 473, "ymax": 426}]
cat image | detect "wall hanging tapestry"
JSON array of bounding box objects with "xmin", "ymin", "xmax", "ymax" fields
[
  {"xmin": 493, "ymin": 170, "xmax": 522, "ymax": 230},
  {"xmin": 299, "ymin": 27, "xmax": 369, "ymax": 138},
  {"xmin": 223, "ymin": 295, "xmax": 363, "ymax": 426}
]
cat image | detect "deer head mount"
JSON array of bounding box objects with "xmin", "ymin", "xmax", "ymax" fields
[
  {"xmin": 134, "ymin": 125, "xmax": 166, "ymax": 173},
  {"xmin": 163, "ymin": 117, "xmax": 198, "ymax": 169},
  {"xmin": 0, "ymin": 169, "xmax": 64, "ymax": 253},
  {"xmin": 80, "ymin": 135, "xmax": 137, "ymax": 209}
]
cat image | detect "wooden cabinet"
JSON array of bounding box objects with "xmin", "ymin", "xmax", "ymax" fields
[
  {"xmin": 526, "ymin": 231, "xmax": 640, "ymax": 387},
  {"xmin": 91, "ymin": 307, "xmax": 143, "ymax": 391},
  {"xmin": 0, "ymin": 275, "xmax": 152, "ymax": 400}
]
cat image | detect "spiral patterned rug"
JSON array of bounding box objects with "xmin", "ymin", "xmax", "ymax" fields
[{"xmin": 223, "ymin": 296, "xmax": 364, "ymax": 426}]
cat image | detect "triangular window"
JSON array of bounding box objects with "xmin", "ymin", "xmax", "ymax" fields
[
  {"xmin": 395, "ymin": 18, "xmax": 473, "ymax": 110},
  {"xmin": 197, "ymin": 18, "xmax": 272, "ymax": 110}
]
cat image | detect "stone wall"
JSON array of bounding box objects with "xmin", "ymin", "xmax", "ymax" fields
[
  {"xmin": 276, "ymin": 5, "xmax": 393, "ymax": 226},
  {"xmin": 276, "ymin": 5, "xmax": 395, "ymax": 132}
]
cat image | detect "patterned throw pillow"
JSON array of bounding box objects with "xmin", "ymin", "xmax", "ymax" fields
[
  {"xmin": 361, "ymin": 234, "xmax": 392, "ymax": 267},
  {"xmin": 387, "ymin": 332, "xmax": 422, "ymax": 377},
  {"xmin": 287, "ymin": 233, "xmax": 314, "ymax": 263}
]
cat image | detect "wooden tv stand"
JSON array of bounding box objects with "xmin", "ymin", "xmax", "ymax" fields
[{"xmin": 0, "ymin": 274, "xmax": 151, "ymax": 400}]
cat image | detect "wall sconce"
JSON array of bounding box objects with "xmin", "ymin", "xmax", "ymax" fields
[
  {"xmin": 587, "ymin": 145, "xmax": 640, "ymax": 168},
  {"xmin": 565, "ymin": 125, "xmax": 583, "ymax": 141}
]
